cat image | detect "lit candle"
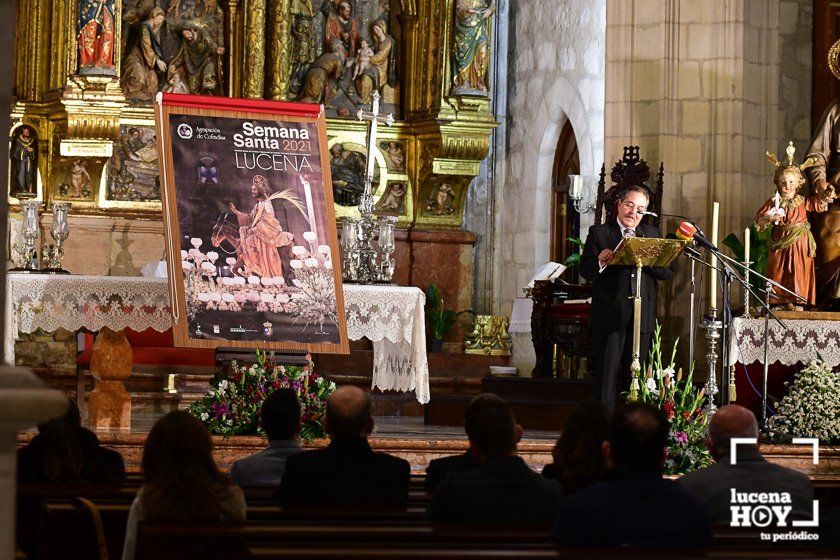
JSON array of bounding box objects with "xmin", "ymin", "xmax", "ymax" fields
[
  {"xmin": 710, "ymin": 202, "xmax": 720, "ymax": 311},
  {"xmin": 166, "ymin": 374, "xmax": 176, "ymax": 394},
  {"xmin": 743, "ymin": 227, "xmax": 750, "ymax": 268},
  {"xmin": 301, "ymin": 177, "xmax": 318, "ymax": 242}
]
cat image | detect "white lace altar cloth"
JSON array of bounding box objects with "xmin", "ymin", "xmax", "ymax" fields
[
  {"xmin": 728, "ymin": 317, "xmax": 840, "ymax": 367},
  {"xmin": 5, "ymin": 275, "xmax": 430, "ymax": 403},
  {"xmin": 342, "ymin": 285, "xmax": 429, "ymax": 403}
]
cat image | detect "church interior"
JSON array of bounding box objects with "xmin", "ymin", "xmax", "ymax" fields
[{"xmin": 2, "ymin": 0, "xmax": 840, "ymax": 557}]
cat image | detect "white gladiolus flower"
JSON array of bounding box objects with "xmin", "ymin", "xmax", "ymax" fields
[{"xmin": 646, "ymin": 378, "xmax": 657, "ymax": 392}]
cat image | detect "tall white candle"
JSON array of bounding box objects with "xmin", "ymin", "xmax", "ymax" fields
[
  {"xmin": 744, "ymin": 227, "xmax": 750, "ymax": 268},
  {"xmin": 301, "ymin": 178, "xmax": 318, "ymax": 242},
  {"xmin": 710, "ymin": 202, "xmax": 720, "ymax": 311}
]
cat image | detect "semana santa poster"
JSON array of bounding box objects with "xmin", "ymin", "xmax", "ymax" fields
[{"xmin": 156, "ymin": 96, "xmax": 347, "ymax": 353}]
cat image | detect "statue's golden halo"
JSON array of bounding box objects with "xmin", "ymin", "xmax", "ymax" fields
[{"xmin": 829, "ymin": 38, "xmax": 840, "ymax": 80}]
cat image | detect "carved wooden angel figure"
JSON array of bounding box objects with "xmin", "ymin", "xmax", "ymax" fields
[{"xmin": 756, "ymin": 142, "xmax": 836, "ymax": 308}]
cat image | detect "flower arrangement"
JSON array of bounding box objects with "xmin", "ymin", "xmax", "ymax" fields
[
  {"xmin": 188, "ymin": 350, "xmax": 336, "ymax": 441},
  {"xmin": 628, "ymin": 324, "xmax": 713, "ymax": 474},
  {"xmin": 181, "ymin": 235, "xmax": 337, "ymax": 331},
  {"xmin": 766, "ymin": 358, "xmax": 840, "ymax": 445}
]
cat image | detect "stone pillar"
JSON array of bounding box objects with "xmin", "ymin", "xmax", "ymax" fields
[
  {"xmin": 88, "ymin": 328, "xmax": 133, "ymax": 431},
  {"xmin": 604, "ymin": 0, "xmax": 795, "ymax": 370},
  {"xmin": 0, "ymin": 367, "xmax": 68, "ymax": 560}
]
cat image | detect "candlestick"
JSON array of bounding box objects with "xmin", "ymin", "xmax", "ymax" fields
[
  {"xmin": 166, "ymin": 374, "xmax": 177, "ymax": 394},
  {"xmin": 301, "ymin": 178, "xmax": 318, "ymax": 242},
  {"xmin": 709, "ymin": 202, "xmax": 719, "ymax": 311}
]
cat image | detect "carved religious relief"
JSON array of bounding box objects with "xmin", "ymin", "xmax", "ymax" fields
[
  {"xmin": 451, "ymin": 0, "xmax": 493, "ymax": 96},
  {"xmin": 77, "ymin": 0, "xmax": 118, "ymax": 76},
  {"xmin": 106, "ymin": 125, "xmax": 161, "ymax": 202},
  {"xmin": 380, "ymin": 140, "xmax": 405, "ymax": 172},
  {"xmin": 9, "ymin": 125, "xmax": 39, "ymax": 200},
  {"xmin": 50, "ymin": 156, "xmax": 107, "ymax": 204},
  {"xmin": 297, "ymin": 0, "xmax": 401, "ymax": 118},
  {"xmin": 426, "ymin": 181, "xmax": 456, "ymax": 215},
  {"xmin": 121, "ymin": 1, "xmax": 225, "ymax": 101},
  {"xmin": 375, "ymin": 181, "xmax": 407, "ymax": 214},
  {"xmin": 329, "ymin": 141, "xmax": 368, "ymax": 206}
]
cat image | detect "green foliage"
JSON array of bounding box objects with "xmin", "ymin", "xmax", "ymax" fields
[
  {"xmin": 426, "ymin": 283, "xmax": 471, "ymax": 341},
  {"xmin": 188, "ymin": 351, "xmax": 335, "ymax": 441},
  {"xmin": 628, "ymin": 323, "xmax": 713, "ymax": 474},
  {"xmin": 563, "ymin": 237, "xmax": 584, "ymax": 268},
  {"xmin": 722, "ymin": 224, "xmax": 771, "ymax": 297}
]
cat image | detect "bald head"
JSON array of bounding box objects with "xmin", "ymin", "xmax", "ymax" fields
[
  {"xmin": 326, "ymin": 386, "xmax": 373, "ymax": 439},
  {"xmin": 708, "ymin": 405, "xmax": 759, "ymax": 458}
]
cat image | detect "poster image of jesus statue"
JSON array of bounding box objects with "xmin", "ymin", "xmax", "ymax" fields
[{"xmin": 156, "ymin": 100, "xmax": 347, "ymax": 354}]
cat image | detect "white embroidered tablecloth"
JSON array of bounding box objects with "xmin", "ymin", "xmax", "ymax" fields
[
  {"xmin": 5, "ymin": 275, "xmax": 430, "ymax": 403},
  {"xmin": 728, "ymin": 317, "xmax": 840, "ymax": 367}
]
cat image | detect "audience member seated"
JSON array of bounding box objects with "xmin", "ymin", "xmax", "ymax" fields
[
  {"xmin": 542, "ymin": 400, "xmax": 608, "ymax": 494},
  {"xmin": 230, "ymin": 388, "xmax": 303, "ymax": 487},
  {"xmin": 122, "ymin": 411, "xmax": 246, "ymax": 560},
  {"xmin": 425, "ymin": 448, "xmax": 481, "ymax": 490},
  {"xmin": 275, "ymin": 386, "xmax": 410, "ymax": 508},
  {"xmin": 18, "ymin": 399, "xmax": 125, "ymax": 486},
  {"xmin": 550, "ymin": 403, "xmax": 712, "ymax": 547},
  {"xmin": 426, "ymin": 394, "xmax": 563, "ymax": 523},
  {"xmin": 679, "ymin": 404, "xmax": 814, "ymax": 525}
]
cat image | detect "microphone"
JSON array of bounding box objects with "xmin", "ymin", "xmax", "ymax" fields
[
  {"xmin": 636, "ymin": 210, "xmax": 658, "ymax": 217},
  {"xmin": 676, "ymin": 221, "xmax": 719, "ymax": 252}
]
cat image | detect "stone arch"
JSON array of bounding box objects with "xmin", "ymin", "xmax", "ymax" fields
[{"xmin": 531, "ymin": 75, "xmax": 597, "ymax": 267}]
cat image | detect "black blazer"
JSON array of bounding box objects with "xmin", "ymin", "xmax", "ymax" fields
[
  {"xmin": 580, "ymin": 221, "xmax": 673, "ymax": 333},
  {"xmin": 425, "ymin": 450, "xmax": 482, "ymax": 489},
  {"xmin": 426, "ymin": 456, "xmax": 563, "ymax": 524},
  {"xmin": 274, "ymin": 436, "xmax": 410, "ymax": 507},
  {"xmin": 550, "ymin": 465, "xmax": 712, "ymax": 547}
]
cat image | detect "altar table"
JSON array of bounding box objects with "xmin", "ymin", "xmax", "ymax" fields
[
  {"xmin": 728, "ymin": 317, "xmax": 840, "ymax": 368},
  {"xmin": 5, "ymin": 275, "xmax": 430, "ymax": 403}
]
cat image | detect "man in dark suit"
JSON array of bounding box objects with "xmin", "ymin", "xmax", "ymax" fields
[
  {"xmin": 580, "ymin": 185, "xmax": 673, "ymax": 410},
  {"xmin": 550, "ymin": 403, "xmax": 711, "ymax": 547},
  {"xmin": 426, "ymin": 394, "xmax": 563, "ymax": 523},
  {"xmin": 425, "ymin": 449, "xmax": 481, "ymax": 489},
  {"xmin": 230, "ymin": 388, "xmax": 302, "ymax": 487},
  {"xmin": 679, "ymin": 404, "xmax": 815, "ymax": 525},
  {"xmin": 275, "ymin": 385, "xmax": 410, "ymax": 508}
]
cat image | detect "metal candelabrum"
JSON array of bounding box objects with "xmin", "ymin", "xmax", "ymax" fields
[
  {"xmin": 340, "ymin": 91, "xmax": 396, "ymax": 284},
  {"xmin": 702, "ymin": 308, "xmax": 722, "ymax": 414},
  {"xmin": 42, "ymin": 202, "xmax": 71, "ymax": 273},
  {"xmin": 11, "ymin": 200, "xmax": 41, "ymax": 271}
]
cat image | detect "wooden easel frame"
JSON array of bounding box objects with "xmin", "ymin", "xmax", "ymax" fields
[{"xmin": 155, "ymin": 93, "xmax": 349, "ymax": 354}]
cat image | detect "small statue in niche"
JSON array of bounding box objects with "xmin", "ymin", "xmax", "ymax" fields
[
  {"xmin": 756, "ymin": 142, "xmax": 836, "ymax": 308},
  {"xmin": 10, "ymin": 125, "xmax": 38, "ymax": 199},
  {"xmin": 426, "ymin": 182, "xmax": 456, "ymax": 215},
  {"xmin": 70, "ymin": 159, "xmax": 92, "ymax": 198},
  {"xmin": 353, "ymin": 19, "xmax": 397, "ymax": 104},
  {"xmin": 325, "ymin": 0, "xmax": 359, "ymax": 60},
  {"xmin": 121, "ymin": 7, "xmax": 168, "ymax": 100},
  {"xmin": 77, "ymin": 0, "xmax": 117, "ymax": 74},
  {"xmin": 451, "ymin": 0, "xmax": 493, "ymax": 96},
  {"xmin": 377, "ymin": 182, "xmax": 406, "ymax": 212}
]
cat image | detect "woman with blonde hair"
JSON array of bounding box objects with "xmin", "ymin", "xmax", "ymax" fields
[{"xmin": 121, "ymin": 411, "xmax": 245, "ymax": 560}]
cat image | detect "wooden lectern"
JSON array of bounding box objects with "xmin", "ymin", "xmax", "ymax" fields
[{"xmin": 607, "ymin": 237, "xmax": 689, "ymax": 398}]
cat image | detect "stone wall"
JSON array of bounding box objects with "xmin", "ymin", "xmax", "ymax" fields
[
  {"xmin": 499, "ymin": 0, "xmax": 607, "ymax": 373},
  {"xmin": 604, "ymin": 0, "xmax": 810, "ymax": 373}
]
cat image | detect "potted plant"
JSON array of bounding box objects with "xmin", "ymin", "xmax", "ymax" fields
[
  {"xmin": 426, "ymin": 283, "xmax": 471, "ymax": 353},
  {"xmin": 563, "ymin": 236, "xmax": 585, "ymax": 268}
]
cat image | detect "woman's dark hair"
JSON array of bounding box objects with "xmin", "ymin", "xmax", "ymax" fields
[
  {"xmin": 550, "ymin": 400, "xmax": 609, "ymax": 494},
  {"xmin": 141, "ymin": 411, "xmax": 233, "ymax": 522}
]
